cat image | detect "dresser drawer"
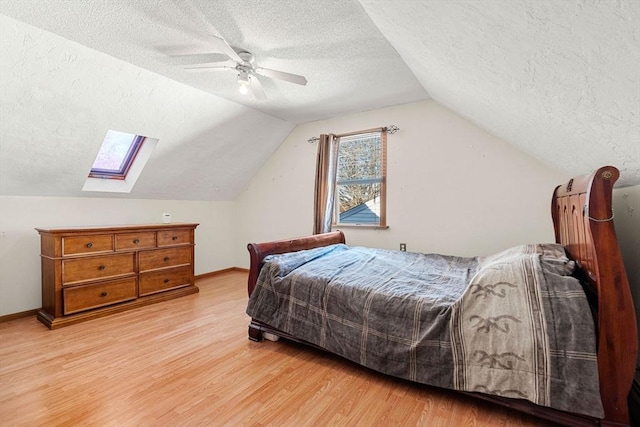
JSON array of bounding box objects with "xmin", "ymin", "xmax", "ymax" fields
[
  {"xmin": 157, "ymin": 229, "xmax": 191, "ymax": 246},
  {"xmin": 139, "ymin": 266, "xmax": 191, "ymax": 296},
  {"xmin": 63, "ymin": 253, "xmax": 135, "ymax": 285},
  {"xmin": 37, "ymin": 223, "xmax": 198, "ymax": 329},
  {"xmin": 63, "ymin": 278, "xmax": 137, "ymax": 315},
  {"xmin": 139, "ymin": 247, "xmax": 192, "ymax": 272},
  {"xmin": 115, "ymin": 231, "xmax": 156, "ymax": 251},
  {"xmin": 63, "ymin": 234, "xmax": 113, "ymax": 256}
]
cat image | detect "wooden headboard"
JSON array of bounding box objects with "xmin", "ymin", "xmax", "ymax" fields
[
  {"xmin": 551, "ymin": 165, "xmax": 637, "ymax": 425},
  {"xmin": 246, "ymin": 231, "xmax": 346, "ymax": 297}
]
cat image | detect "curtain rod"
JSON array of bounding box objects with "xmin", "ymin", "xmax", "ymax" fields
[{"xmin": 307, "ymin": 125, "xmax": 399, "ymax": 144}]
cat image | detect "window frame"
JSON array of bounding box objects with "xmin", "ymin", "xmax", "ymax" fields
[
  {"xmin": 88, "ymin": 133, "xmax": 145, "ymax": 180},
  {"xmin": 331, "ymin": 129, "xmax": 388, "ymax": 229}
]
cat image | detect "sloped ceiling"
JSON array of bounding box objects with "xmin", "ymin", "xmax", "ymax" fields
[
  {"xmin": 0, "ymin": 0, "xmax": 638, "ymax": 202},
  {"xmin": 0, "ymin": 0, "xmax": 428, "ymax": 200},
  {"xmin": 0, "ymin": 0, "xmax": 427, "ymax": 124},
  {"xmin": 0, "ymin": 14, "xmax": 295, "ymax": 200},
  {"xmin": 359, "ymin": 0, "xmax": 640, "ymax": 186}
]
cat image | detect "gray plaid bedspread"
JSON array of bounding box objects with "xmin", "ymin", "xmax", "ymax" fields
[{"xmin": 246, "ymin": 243, "xmax": 602, "ymax": 418}]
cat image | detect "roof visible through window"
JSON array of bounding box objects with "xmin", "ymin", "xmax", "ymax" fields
[
  {"xmin": 89, "ymin": 130, "xmax": 145, "ymax": 179},
  {"xmin": 333, "ymin": 130, "xmax": 386, "ymax": 227}
]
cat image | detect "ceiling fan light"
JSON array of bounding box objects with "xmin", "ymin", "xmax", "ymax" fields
[{"xmin": 237, "ymin": 71, "xmax": 250, "ymax": 95}]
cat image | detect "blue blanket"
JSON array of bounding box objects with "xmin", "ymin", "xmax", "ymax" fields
[{"xmin": 246, "ymin": 243, "xmax": 602, "ymax": 417}]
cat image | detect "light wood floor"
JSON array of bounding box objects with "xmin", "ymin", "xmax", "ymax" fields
[{"xmin": 1, "ymin": 271, "xmax": 555, "ymax": 426}]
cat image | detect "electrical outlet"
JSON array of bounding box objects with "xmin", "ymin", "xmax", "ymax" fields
[{"xmin": 400, "ymin": 243, "xmax": 406, "ymax": 252}]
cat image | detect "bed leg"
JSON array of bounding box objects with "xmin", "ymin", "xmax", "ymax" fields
[{"xmin": 248, "ymin": 321, "xmax": 263, "ymax": 342}]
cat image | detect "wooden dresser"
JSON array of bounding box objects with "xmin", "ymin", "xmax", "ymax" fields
[{"xmin": 36, "ymin": 223, "xmax": 199, "ymax": 329}]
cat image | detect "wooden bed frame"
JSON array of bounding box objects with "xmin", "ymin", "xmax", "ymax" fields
[{"xmin": 246, "ymin": 166, "xmax": 637, "ymax": 427}]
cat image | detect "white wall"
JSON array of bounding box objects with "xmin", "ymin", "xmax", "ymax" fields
[
  {"xmin": 612, "ymin": 186, "xmax": 640, "ymax": 365},
  {"xmin": 0, "ymin": 196, "xmax": 235, "ymax": 316},
  {"xmin": 233, "ymin": 100, "xmax": 565, "ymax": 267}
]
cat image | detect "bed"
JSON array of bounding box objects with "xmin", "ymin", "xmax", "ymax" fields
[{"xmin": 245, "ymin": 166, "xmax": 637, "ymax": 427}]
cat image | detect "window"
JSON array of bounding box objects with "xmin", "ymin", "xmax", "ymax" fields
[
  {"xmin": 333, "ymin": 130, "xmax": 387, "ymax": 227},
  {"xmin": 82, "ymin": 131, "xmax": 158, "ymax": 194},
  {"xmin": 89, "ymin": 130, "xmax": 144, "ymax": 179}
]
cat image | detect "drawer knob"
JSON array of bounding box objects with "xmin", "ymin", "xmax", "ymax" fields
[
  {"xmin": 172, "ymin": 236, "xmax": 178, "ymax": 241},
  {"xmin": 99, "ymin": 265, "xmax": 106, "ymax": 270},
  {"xmin": 164, "ymin": 257, "xmax": 170, "ymax": 262},
  {"xmin": 164, "ymin": 279, "xmax": 170, "ymax": 283},
  {"xmin": 133, "ymin": 239, "xmax": 140, "ymax": 244},
  {"xmin": 100, "ymin": 292, "xmax": 108, "ymax": 297},
  {"xmin": 86, "ymin": 242, "xmax": 93, "ymax": 248}
]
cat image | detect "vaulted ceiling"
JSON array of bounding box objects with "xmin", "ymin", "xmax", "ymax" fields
[{"xmin": 1, "ymin": 0, "xmax": 638, "ymax": 200}]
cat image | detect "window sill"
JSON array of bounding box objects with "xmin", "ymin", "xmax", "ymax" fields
[{"xmin": 332, "ymin": 224, "xmax": 389, "ymax": 230}]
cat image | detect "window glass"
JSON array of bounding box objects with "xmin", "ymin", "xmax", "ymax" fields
[
  {"xmin": 89, "ymin": 130, "xmax": 144, "ymax": 179},
  {"xmin": 334, "ymin": 131, "xmax": 386, "ymax": 226}
]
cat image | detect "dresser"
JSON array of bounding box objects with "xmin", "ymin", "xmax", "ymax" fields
[{"xmin": 36, "ymin": 223, "xmax": 199, "ymax": 329}]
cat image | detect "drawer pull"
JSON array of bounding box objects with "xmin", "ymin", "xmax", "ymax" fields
[
  {"xmin": 133, "ymin": 239, "xmax": 140, "ymax": 244},
  {"xmin": 164, "ymin": 279, "xmax": 170, "ymax": 283},
  {"xmin": 86, "ymin": 242, "xmax": 93, "ymax": 248},
  {"xmin": 99, "ymin": 265, "xmax": 106, "ymax": 270},
  {"xmin": 164, "ymin": 257, "xmax": 170, "ymax": 262},
  {"xmin": 100, "ymin": 292, "xmax": 108, "ymax": 297},
  {"xmin": 172, "ymin": 236, "xmax": 178, "ymax": 241}
]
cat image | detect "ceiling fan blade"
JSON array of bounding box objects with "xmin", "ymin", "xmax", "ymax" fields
[
  {"xmin": 184, "ymin": 62, "xmax": 236, "ymax": 71},
  {"xmin": 255, "ymin": 67, "xmax": 307, "ymax": 86},
  {"xmin": 160, "ymin": 44, "xmax": 222, "ymax": 57},
  {"xmin": 173, "ymin": 0, "xmax": 219, "ymax": 34},
  {"xmin": 185, "ymin": 61, "xmax": 236, "ymax": 68},
  {"xmin": 249, "ymin": 75, "xmax": 268, "ymax": 100},
  {"xmin": 163, "ymin": 36, "xmax": 243, "ymax": 64},
  {"xmin": 172, "ymin": 0, "xmax": 243, "ymax": 63},
  {"xmin": 207, "ymin": 35, "xmax": 243, "ymax": 64}
]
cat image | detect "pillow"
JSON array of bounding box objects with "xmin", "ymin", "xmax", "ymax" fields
[
  {"xmin": 479, "ymin": 243, "xmax": 575, "ymax": 276},
  {"xmin": 537, "ymin": 243, "xmax": 575, "ymax": 276}
]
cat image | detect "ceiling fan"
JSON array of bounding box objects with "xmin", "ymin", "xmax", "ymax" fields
[{"xmin": 180, "ymin": 35, "xmax": 307, "ymax": 101}]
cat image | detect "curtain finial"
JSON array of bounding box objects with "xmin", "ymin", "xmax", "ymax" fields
[{"xmin": 385, "ymin": 125, "xmax": 399, "ymax": 134}]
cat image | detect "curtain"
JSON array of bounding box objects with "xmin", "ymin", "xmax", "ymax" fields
[{"xmin": 313, "ymin": 134, "xmax": 338, "ymax": 234}]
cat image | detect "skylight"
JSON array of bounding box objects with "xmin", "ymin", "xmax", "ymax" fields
[
  {"xmin": 89, "ymin": 130, "xmax": 144, "ymax": 179},
  {"xmin": 82, "ymin": 131, "xmax": 158, "ymax": 194}
]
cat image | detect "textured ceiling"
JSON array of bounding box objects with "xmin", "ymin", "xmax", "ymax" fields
[
  {"xmin": 0, "ymin": 13, "xmax": 295, "ymax": 200},
  {"xmin": 0, "ymin": 0, "xmax": 638, "ymax": 202},
  {"xmin": 0, "ymin": 0, "xmax": 428, "ymax": 124},
  {"xmin": 359, "ymin": 0, "xmax": 640, "ymax": 187}
]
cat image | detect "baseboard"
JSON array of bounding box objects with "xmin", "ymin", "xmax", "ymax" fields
[
  {"xmin": 0, "ymin": 309, "xmax": 38, "ymax": 323},
  {"xmin": 1, "ymin": 268, "xmax": 249, "ymax": 322},
  {"xmin": 195, "ymin": 267, "xmax": 249, "ymax": 280}
]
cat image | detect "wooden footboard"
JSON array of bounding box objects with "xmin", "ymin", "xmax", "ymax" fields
[{"xmin": 245, "ymin": 166, "xmax": 637, "ymax": 427}]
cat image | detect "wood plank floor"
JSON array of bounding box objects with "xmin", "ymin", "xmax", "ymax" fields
[{"xmin": 0, "ymin": 271, "xmax": 555, "ymax": 426}]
